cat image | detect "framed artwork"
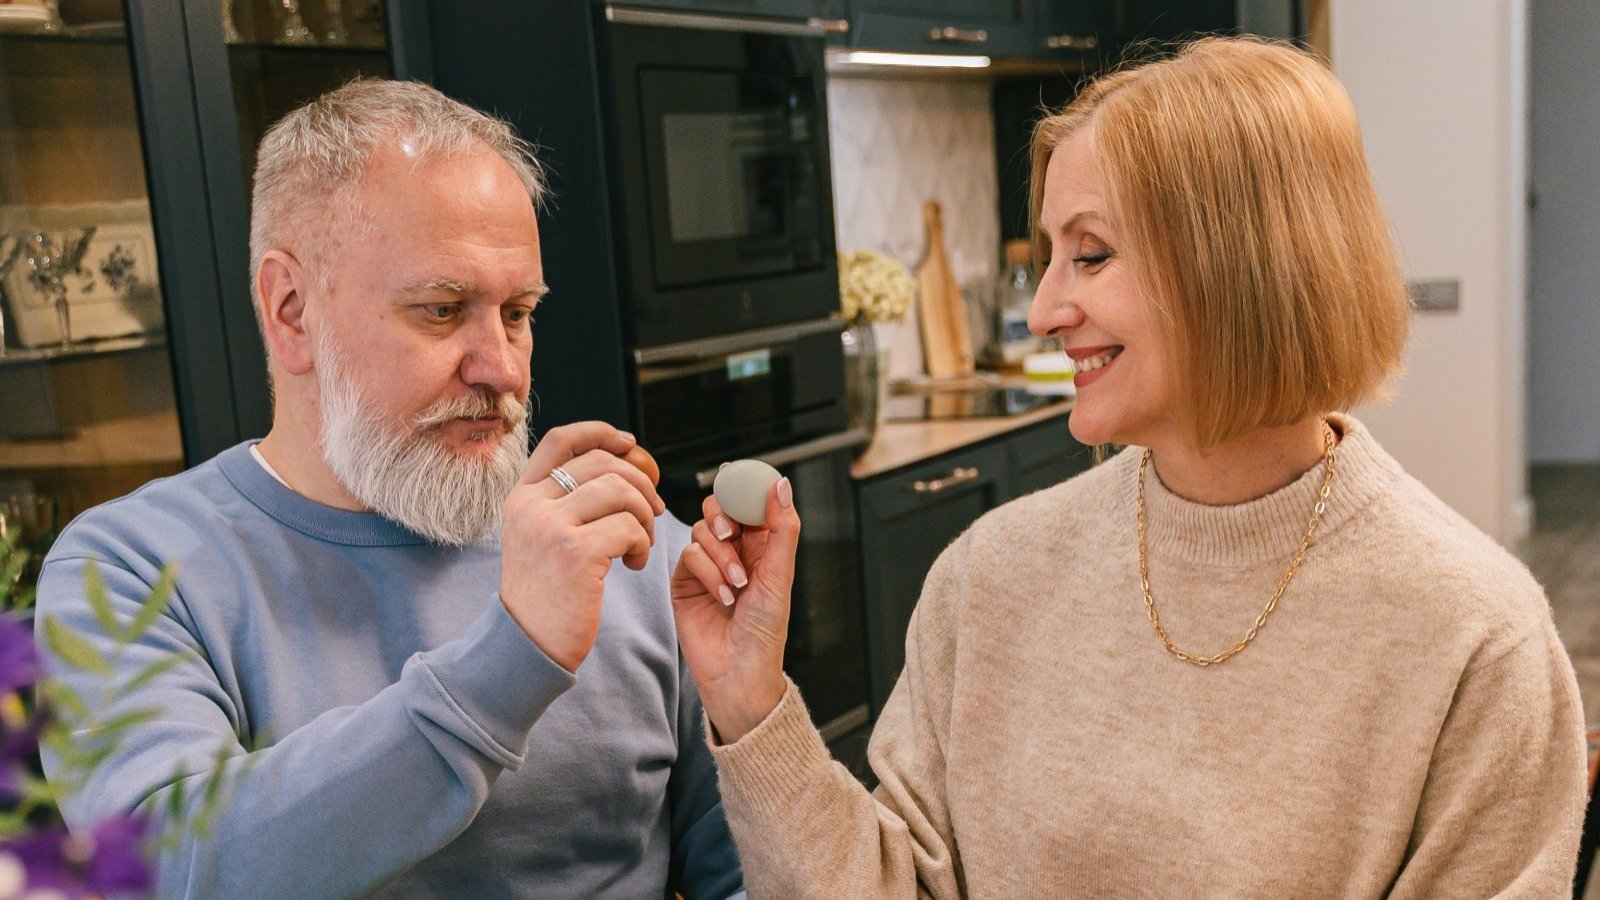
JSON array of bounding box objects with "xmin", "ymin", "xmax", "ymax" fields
[{"xmin": 0, "ymin": 200, "xmax": 165, "ymax": 349}]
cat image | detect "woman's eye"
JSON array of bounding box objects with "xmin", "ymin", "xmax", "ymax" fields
[{"xmin": 1072, "ymin": 251, "xmax": 1112, "ymax": 269}]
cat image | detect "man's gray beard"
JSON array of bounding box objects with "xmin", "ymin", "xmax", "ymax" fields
[{"xmin": 314, "ymin": 335, "xmax": 529, "ymax": 547}]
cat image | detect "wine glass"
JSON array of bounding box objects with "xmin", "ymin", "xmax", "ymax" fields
[{"xmin": 0, "ymin": 234, "xmax": 22, "ymax": 355}]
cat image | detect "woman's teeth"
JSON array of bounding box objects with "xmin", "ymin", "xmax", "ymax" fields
[{"xmin": 1076, "ymin": 349, "xmax": 1121, "ymax": 371}]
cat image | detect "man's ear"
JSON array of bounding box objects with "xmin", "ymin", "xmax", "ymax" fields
[{"xmin": 257, "ymin": 250, "xmax": 314, "ymax": 376}]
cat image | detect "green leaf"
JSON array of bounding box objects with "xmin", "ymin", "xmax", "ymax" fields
[
  {"xmin": 87, "ymin": 705, "xmax": 162, "ymax": 738},
  {"xmin": 165, "ymin": 766, "xmax": 189, "ymax": 820},
  {"xmin": 0, "ymin": 544, "xmax": 26, "ymax": 609},
  {"xmin": 42, "ymin": 617, "xmax": 110, "ymax": 675},
  {"xmin": 83, "ymin": 563, "xmax": 122, "ymax": 641},
  {"xmin": 40, "ymin": 678, "xmax": 89, "ymax": 720},
  {"xmin": 125, "ymin": 566, "xmax": 177, "ymax": 639},
  {"xmin": 120, "ymin": 653, "xmax": 187, "ymax": 694}
]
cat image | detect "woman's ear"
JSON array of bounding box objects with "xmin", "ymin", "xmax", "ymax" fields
[{"xmin": 257, "ymin": 250, "xmax": 314, "ymax": 376}]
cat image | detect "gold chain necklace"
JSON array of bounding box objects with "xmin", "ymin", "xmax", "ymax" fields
[{"xmin": 1135, "ymin": 422, "xmax": 1337, "ymax": 667}]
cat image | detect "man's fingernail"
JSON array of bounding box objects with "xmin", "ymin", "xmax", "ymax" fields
[
  {"xmin": 718, "ymin": 585, "xmax": 736, "ymax": 606},
  {"xmin": 777, "ymin": 477, "xmax": 793, "ymax": 509},
  {"xmin": 714, "ymin": 516, "xmax": 733, "ymax": 540},
  {"xmin": 729, "ymin": 563, "xmax": 747, "ymax": 588}
]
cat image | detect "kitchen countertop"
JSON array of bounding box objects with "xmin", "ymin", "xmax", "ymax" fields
[{"xmin": 850, "ymin": 394, "xmax": 1074, "ymax": 480}]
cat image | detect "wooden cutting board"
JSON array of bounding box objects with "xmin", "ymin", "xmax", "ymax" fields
[{"xmin": 915, "ymin": 201, "xmax": 976, "ymax": 378}]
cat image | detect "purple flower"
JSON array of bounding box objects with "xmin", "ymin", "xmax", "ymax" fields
[
  {"xmin": 0, "ymin": 617, "xmax": 39, "ymax": 694},
  {"xmin": 4, "ymin": 814, "xmax": 154, "ymax": 898}
]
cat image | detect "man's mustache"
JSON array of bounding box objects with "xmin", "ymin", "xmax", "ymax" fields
[{"xmin": 412, "ymin": 391, "xmax": 529, "ymax": 431}]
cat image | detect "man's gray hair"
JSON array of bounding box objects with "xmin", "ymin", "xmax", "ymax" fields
[{"xmin": 248, "ymin": 78, "xmax": 545, "ymax": 316}]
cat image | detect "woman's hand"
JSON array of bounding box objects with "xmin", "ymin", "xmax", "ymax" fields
[{"xmin": 671, "ymin": 478, "xmax": 796, "ymax": 744}]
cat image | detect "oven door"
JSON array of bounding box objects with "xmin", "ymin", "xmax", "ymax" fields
[{"xmin": 661, "ymin": 431, "xmax": 872, "ymax": 742}]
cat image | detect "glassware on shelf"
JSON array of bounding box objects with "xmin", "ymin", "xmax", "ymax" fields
[
  {"xmin": 221, "ymin": 0, "xmax": 243, "ymax": 43},
  {"xmin": 321, "ymin": 0, "xmax": 350, "ymax": 43},
  {"xmin": 0, "ymin": 235, "xmax": 22, "ymax": 356},
  {"xmin": 274, "ymin": 0, "xmax": 313, "ymax": 44},
  {"xmin": 20, "ymin": 228, "xmax": 97, "ymax": 349}
]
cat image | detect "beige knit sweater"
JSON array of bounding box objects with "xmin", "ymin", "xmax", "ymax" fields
[{"xmin": 709, "ymin": 414, "xmax": 1587, "ymax": 898}]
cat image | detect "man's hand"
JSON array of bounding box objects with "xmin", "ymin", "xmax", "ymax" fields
[
  {"xmin": 500, "ymin": 422, "xmax": 666, "ymax": 672},
  {"xmin": 671, "ymin": 480, "xmax": 796, "ymax": 744}
]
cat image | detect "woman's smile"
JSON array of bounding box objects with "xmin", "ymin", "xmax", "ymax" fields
[{"xmin": 1066, "ymin": 344, "xmax": 1124, "ymax": 388}]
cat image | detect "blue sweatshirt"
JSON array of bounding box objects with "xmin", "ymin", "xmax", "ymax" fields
[{"xmin": 35, "ymin": 443, "xmax": 743, "ymax": 898}]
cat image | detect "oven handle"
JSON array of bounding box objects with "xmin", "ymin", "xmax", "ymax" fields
[
  {"xmin": 605, "ymin": 5, "xmax": 841, "ymax": 38},
  {"xmin": 694, "ymin": 428, "xmax": 871, "ymax": 489},
  {"xmin": 636, "ymin": 317, "xmax": 843, "ymax": 366}
]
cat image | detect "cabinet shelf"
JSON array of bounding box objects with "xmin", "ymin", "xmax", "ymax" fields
[
  {"xmin": 226, "ymin": 40, "xmax": 385, "ymax": 55},
  {"xmin": 0, "ymin": 333, "xmax": 166, "ymax": 368},
  {"xmin": 0, "ymin": 22, "xmax": 128, "ymax": 45}
]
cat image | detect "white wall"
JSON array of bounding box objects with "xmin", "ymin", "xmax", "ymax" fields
[
  {"xmin": 1333, "ymin": 0, "xmax": 1530, "ymax": 544},
  {"xmin": 1529, "ymin": 2, "xmax": 1600, "ymax": 463}
]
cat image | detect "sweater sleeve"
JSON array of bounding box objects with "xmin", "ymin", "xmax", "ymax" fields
[
  {"xmin": 708, "ymin": 533, "xmax": 970, "ymax": 899},
  {"xmin": 36, "ymin": 554, "xmax": 576, "ymax": 899},
  {"xmin": 1387, "ymin": 617, "xmax": 1587, "ymax": 898}
]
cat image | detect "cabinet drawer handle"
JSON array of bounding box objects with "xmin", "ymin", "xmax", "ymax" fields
[
  {"xmin": 928, "ymin": 26, "xmax": 988, "ymax": 44},
  {"xmin": 807, "ymin": 17, "xmax": 850, "ymax": 35},
  {"xmin": 1045, "ymin": 33, "xmax": 1098, "ymax": 50},
  {"xmin": 912, "ymin": 467, "xmax": 980, "ymax": 494}
]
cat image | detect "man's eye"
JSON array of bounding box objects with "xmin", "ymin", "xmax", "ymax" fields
[
  {"xmin": 427, "ymin": 304, "xmax": 459, "ymax": 320},
  {"xmin": 506, "ymin": 307, "xmax": 533, "ymax": 325}
]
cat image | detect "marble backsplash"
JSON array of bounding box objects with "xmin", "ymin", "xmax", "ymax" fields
[{"xmin": 826, "ymin": 76, "xmax": 1001, "ymax": 375}]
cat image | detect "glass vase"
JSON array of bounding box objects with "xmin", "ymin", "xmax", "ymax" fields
[{"xmin": 841, "ymin": 312, "xmax": 881, "ymax": 439}]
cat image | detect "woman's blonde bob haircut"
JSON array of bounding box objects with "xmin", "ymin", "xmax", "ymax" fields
[{"xmin": 1031, "ymin": 37, "xmax": 1409, "ymax": 449}]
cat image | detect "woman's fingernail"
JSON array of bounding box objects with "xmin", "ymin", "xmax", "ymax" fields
[
  {"xmin": 713, "ymin": 516, "xmax": 734, "ymax": 540},
  {"xmin": 729, "ymin": 563, "xmax": 747, "ymax": 588},
  {"xmin": 719, "ymin": 461, "xmax": 730, "ymax": 470},
  {"xmin": 777, "ymin": 477, "xmax": 793, "ymax": 509},
  {"xmin": 718, "ymin": 585, "xmax": 736, "ymax": 606},
  {"xmin": 619, "ymin": 430, "xmax": 636, "ymax": 443}
]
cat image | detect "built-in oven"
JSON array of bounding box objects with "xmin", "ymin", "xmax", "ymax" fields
[
  {"xmin": 598, "ymin": 6, "xmax": 840, "ymax": 349},
  {"xmin": 638, "ymin": 319, "xmax": 873, "ymax": 746}
]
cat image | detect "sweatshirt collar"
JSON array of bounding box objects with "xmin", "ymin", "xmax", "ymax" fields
[{"xmin": 217, "ymin": 442, "xmax": 436, "ymax": 547}]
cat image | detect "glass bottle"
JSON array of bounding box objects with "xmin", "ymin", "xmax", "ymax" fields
[{"xmin": 994, "ymin": 239, "xmax": 1041, "ymax": 365}]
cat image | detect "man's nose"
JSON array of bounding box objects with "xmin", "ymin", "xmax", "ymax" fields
[{"xmin": 459, "ymin": 316, "xmax": 524, "ymax": 394}]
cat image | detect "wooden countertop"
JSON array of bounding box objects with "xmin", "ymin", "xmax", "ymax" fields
[{"xmin": 851, "ymin": 394, "xmax": 1074, "ymax": 480}]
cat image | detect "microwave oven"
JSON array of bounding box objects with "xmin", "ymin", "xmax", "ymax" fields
[{"xmin": 597, "ymin": 7, "xmax": 841, "ymax": 349}]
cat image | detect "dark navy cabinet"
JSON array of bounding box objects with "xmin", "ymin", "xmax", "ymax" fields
[
  {"xmin": 855, "ymin": 416, "xmax": 1091, "ymax": 713},
  {"xmin": 847, "ymin": 0, "xmax": 1033, "ymax": 57}
]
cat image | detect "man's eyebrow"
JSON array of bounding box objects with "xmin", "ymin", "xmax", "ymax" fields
[{"xmin": 401, "ymin": 277, "xmax": 549, "ymax": 299}]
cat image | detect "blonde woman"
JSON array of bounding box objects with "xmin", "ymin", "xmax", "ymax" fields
[{"xmin": 670, "ymin": 37, "xmax": 1586, "ymax": 896}]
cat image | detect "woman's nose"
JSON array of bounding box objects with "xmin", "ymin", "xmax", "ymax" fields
[{"xmin": 1028, "ymin": 280, "xmax": 1086, "ymax": 339}]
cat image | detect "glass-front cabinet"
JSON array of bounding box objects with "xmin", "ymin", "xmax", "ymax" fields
[{"xmin": 0, "ymin": 0, "xmax": 424, "ymax": 592}]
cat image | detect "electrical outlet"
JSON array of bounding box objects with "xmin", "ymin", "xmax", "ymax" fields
[{"xmin": 1407, "ymin": 279, "xmax": 1460, "ymax": 313}]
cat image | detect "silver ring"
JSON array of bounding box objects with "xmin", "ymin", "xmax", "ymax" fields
[{"xmin": 549, "ymin": 466, "xmax": 579, "ymax": 495}]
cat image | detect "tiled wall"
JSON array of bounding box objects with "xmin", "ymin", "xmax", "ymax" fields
[{"xmin": 826, "ymin": 76, "xmax": 1001, "ymax": 374}]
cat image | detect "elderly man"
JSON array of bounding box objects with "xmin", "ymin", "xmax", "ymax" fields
[{"xmin": 35, "ymin": 79, "xmax": 744, "ymax": 898}]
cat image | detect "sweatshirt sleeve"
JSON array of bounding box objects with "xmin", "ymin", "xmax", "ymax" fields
[
  {"xmin": 36, "ymin": 554, "xmax": 576, "ymax": 899},
  {"xmin": 667, "ymin": 653, "xmax": 745, "ymax": 899},
  {"xmin": 1387, "ymin": 617, "xmax": 1587, "ymax": 898},
  {"xmin": 707, "ymin": 533, "xmax": 971, "ymax": 899}
]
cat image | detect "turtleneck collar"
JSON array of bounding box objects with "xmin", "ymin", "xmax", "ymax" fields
[{"xmin": 1112, "ymin": 413, "xmax": 1396, "ymax": 567}]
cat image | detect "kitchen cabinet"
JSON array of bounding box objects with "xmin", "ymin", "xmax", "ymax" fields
[
  {"xmin": 0, "ymin": 0, "xmax": 431, "ymax": 590},
  {"xmin": 847, "ymin": 0, "xmax": 1034, "ymax": 58},
  {"xmin": 1030, "ymin": 0, "xmax": 1115, "ymax": 61},
  {"xmin": 855, "ymin": 415, "xmax": 1091, "ymax": 713},
  {"xmin": 593, "ymin": 0, "xmax": 846, "ymax": 22}
]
